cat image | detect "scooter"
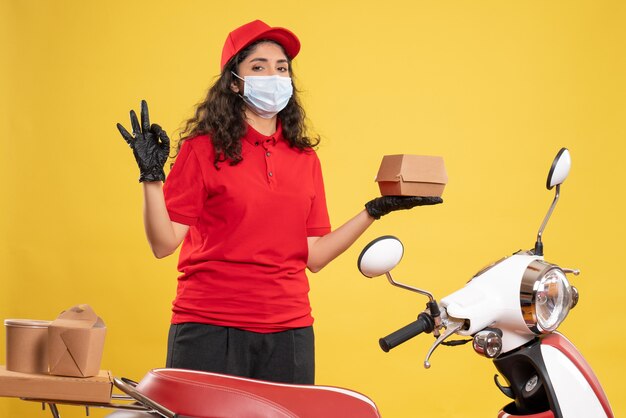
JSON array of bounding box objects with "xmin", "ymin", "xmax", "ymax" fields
[
  {"xmin": 357, "ymin": 148, "xmax": 614, "ymax": 418},
  {"xmin": 8, "ymin": 148, "xmax": 611, "ymax": 417}
]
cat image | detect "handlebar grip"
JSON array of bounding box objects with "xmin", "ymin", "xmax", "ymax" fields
[{"xmin": 379, "ymin": 313, "xmax": 434, "ymax": 352}]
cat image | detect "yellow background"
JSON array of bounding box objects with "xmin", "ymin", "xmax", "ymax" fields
[{"xmin": 1, "ymin": 1, "xmax": 625, "ymax": 416}]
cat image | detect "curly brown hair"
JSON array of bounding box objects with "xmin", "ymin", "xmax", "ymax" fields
[{"xmin": 177, "ymin": 40, "xmax": 320, "ymax": 169}]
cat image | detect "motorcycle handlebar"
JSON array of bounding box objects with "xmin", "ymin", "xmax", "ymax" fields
[{"xmin": 379, "ymin": 312, "xmax": 435, "ymax": 352}]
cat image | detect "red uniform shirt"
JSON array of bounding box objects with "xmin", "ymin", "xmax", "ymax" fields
[{"xmin": 163, "ymin": 123, "xmax": 331, "ymax": 332}]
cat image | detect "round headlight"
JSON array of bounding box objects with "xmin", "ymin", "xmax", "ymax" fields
[{"xmin": 521, "ymin": 261, "xmax": 573, "ymax": 334}]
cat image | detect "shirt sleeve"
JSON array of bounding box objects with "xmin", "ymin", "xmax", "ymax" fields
[
  {"xmin": 306, "ymin": 152, "xmax": 331, "ymax": 236},
  {"xmin": 163, "ymin": 140, "xmax": 208, "ymax": 226}
]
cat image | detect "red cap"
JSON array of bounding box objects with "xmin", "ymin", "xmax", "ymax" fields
[{"xmin": 220, "ymin": 20, "xmax": 301, "ymax": 70}]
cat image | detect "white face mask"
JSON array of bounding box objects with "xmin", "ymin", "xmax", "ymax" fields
[{"xmin": 233, "ymin": 72, "xmax": 293, "ymax": 119}]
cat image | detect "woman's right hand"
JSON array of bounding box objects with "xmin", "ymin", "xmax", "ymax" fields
[{"xmin": 117, "ymin": 100, "xmax": 170, "ymax": 182}]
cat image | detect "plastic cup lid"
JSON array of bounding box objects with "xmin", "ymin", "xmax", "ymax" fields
[{"xmin": 4, "ymin": 319, "xmax": 51, "ymax": 328}]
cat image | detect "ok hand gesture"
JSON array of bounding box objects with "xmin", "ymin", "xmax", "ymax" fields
[{"xmin": 117, "ymin": 100, "xmax": 170, "ymax": 182}]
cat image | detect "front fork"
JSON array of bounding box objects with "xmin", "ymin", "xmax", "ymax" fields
[
  {"xmin": 492, "ymin": 334, "xmax": 613, "ymax": 418},
  {"xmin": 493, "ymin": 337, "xmax": 558, "ymax": 416}
]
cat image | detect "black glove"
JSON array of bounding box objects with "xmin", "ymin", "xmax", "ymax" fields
[
  {"xmin": 117, "ymin": 100, "xmax": 170, "ymax": 182},
  {"xmin": 365, "ymin": 196, "xmax": 443, "ymax": 220}
]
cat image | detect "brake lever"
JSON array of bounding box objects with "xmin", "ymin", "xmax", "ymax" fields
[{"xmin": 423, "ymin": 318, "xmax": 465, "ymax": 369}]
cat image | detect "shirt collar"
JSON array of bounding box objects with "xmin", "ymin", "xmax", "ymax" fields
[{"xmin": 244, "ymin": 120, "xmax": 283, "ymax": 147}]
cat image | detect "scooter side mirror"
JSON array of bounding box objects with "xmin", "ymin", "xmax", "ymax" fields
[
  {"xmin": 546, "ymin": 148, "xmax": 571, "ymax": 190},
  {"xmin": 535, "ymin": 148, "xmax": 572, "ymax": 256},
  {"xmin": 357, "ymin": 236, "xmax": 404, "ymax": 278}
]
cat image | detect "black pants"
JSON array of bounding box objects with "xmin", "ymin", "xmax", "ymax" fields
[{"xmin": 166, "ymin": 323, "xmax": 315, "ymax": 384}]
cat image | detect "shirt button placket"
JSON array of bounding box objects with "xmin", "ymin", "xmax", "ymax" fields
[{"xmin": 264, "ymin": 139, "xmax": 275, "ymax": 185}]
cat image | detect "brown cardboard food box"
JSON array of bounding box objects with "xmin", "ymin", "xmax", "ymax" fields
[
  {"xmin": 0, "ymin": 365, "xmax": 112, "ymax": 403},
  {"xmin": 375, "ymin": 154, "xmax": 448, "ymax": 197},
  {"xmin": 48, "ymin": 305, "xmax": 106, "ymax": 377},
  {"xmin": 4, "ymin": 319, "xmax": 51, "ymax": 374}
]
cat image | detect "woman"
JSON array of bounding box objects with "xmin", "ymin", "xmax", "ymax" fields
[{"xmin": 117, "ymin": 19, "xmax": 442, "ymax": 384}]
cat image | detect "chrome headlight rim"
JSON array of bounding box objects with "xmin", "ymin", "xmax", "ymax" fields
[{"xmin": 520, "ymin": 260, "xmax": 572, "ymax": 334}]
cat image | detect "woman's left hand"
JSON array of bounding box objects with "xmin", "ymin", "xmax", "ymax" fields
[{"xmin": 365, "ymin": 196, "xmax": 443, "ymax": 220}]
